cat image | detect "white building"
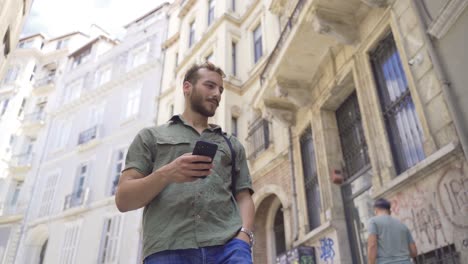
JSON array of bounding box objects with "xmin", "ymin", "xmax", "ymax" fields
[
  {"xmin": 15, "ymin": 3, "xmax": 169, "ymax": 264},
  {"xmin": 0, "ymin": 31, "xmax": 91, "ymax": 263},
  {"xmin": 0, "ymin": 0, "xmax": 33, "ymax": 77}
]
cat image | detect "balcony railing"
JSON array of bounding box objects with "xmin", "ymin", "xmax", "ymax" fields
[
  {"xmin": 10, "ymin": 152, "xmax": 33, "ymax": 167},
  {"xmin": 63, "ymin": 187, "xmax": 90, "ymax": 210},
  {"xmin": 22, "ymin": 111, "xmax": 46, "ymax": 123},
  {"xmin": 78, "ymin": 125, "xmax": 99, "ymax": 145},
  {"xmin": 34, "ymin": 74, "xmax": 55, "ymax": 88},
  {"xmin": 260, "ymin": 0, "xmax": 307, "ymax": 85}
]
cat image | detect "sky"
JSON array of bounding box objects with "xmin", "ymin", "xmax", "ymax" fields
[{"xmin": 22, "ymin": 0, "xmax": 171, "ymax": 39}]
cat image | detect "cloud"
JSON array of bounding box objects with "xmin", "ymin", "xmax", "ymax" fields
[{"xmin": 22, "ymin": 0, "xmax": 169, "ymax": 38}]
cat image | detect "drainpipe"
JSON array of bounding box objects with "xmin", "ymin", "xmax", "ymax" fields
[
  {"xmin": 410, "ymin": 0, "xmax": 468, "ymax": 160},
  {"xmin": 287, "ymin": 127, "xmax": 299, "ymax": 242}
]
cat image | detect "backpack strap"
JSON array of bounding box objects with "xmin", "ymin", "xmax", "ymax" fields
[{"xmin": 220, "ymin": 133, "xmax": 237, "ymax": 197}]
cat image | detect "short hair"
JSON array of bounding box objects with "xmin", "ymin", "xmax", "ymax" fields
[
  {"xmin": 183, "ymin": 62, "xmax": 226, "ymax": 85},
  {"xmin": 374, "ymin": 198, "xmax": 391, "ymax": 211}
]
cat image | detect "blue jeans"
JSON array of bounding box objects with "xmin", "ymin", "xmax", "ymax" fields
[{"xmin": 143, "ymin": 238, "xmax": 253, "ymax": 264}]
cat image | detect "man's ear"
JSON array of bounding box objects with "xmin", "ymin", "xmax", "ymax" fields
[{"xmin": 183, "ymin": 81, "xmax": 192, "ymax": 97}]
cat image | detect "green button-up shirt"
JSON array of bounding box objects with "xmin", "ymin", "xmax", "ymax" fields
[{"xmin": 123, "ymin": 115, "xmax": 253, "ymax": 259}]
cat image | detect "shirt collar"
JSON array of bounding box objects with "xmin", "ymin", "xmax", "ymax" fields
[{"xmin": 168, "ymin": 115, "xmax": 222, "ymax": 133}]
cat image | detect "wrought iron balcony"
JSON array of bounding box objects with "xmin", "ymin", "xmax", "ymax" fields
[
  {"xmin": 63, "ymin": 187, "xmax": 90, "ymax": 210},
  {"xmin": 78, "ymin": 125, "xmax": 99, "ymax": 145},
  {"xmin": 22, "ymin": 111, "xmax": 46, "ymax": 123},
  {"xmin": 34, "ymin": 74, "xmax": 55, "ymax": 88},
  {"xmin": 9, "ymin": 152, "xmax": 33, "ymax": 168}
]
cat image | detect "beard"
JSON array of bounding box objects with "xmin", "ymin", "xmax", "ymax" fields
[{"xmin": 189, "ymin": 88, "xmax": 218, "ymax": 117}]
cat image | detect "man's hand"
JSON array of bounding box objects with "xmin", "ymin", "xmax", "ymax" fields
[{"xmin": 162, "ymin": 153, "xmax": 214, "ymax": 183}]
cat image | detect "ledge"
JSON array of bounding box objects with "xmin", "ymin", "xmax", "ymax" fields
[
  {"xmin": 373, "ymin": 141, "xmax": 461, "ymax": 198},
  {"xmin": 293, "ymin": 221, "xmax": 333, "ymax": 247},
  {"xmin": 0, "ymin": 214, "xmax": 23, "ymax": 224}
]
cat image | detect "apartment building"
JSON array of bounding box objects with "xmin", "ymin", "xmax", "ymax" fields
[
  {"xmin": 160, "ymin": 0, "xmax": 467, "ymax": 263},
  {"xmin": 0, "ymin": 0, "xmax": 33, "ymax": 80},
  {"xmin": 0, "ymin": 31, "xmax": 91, "ymax": 263},
  {"xmin": 12, "ymin": 4, "xmax": 170, "ymax": 263}
]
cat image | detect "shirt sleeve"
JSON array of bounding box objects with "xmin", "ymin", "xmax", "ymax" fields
[
  {"xmin": 233, "ymin": 137, "xmax": 254, "ymax": 195},
  {"xmin": 123, "ymin": 128, "xmax": 155, "ymax": 176},
  {"xmin": 368, "ymin": 218, "xmax": 378, "ymax": 235},
  {"xmin": 407, "ymin": 227, "xmax": 415, "ymax": 244}
]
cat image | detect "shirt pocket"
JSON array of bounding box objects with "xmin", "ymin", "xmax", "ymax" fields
[{"xmin": 154, "ymin": 135, "xmax": 192, "ymax": 170}]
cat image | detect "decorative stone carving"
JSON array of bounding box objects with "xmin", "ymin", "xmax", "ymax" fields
[
  {"xmin": 274, "ymin": 77, "xmax": 311, "ymax": 108},
  {"xmin": 263, "ymin": 97, "xmax": 297, "ymax": 126},
  {"xmin": 269, "ymin": 0, "xmax": 287, "ymax": 15}
]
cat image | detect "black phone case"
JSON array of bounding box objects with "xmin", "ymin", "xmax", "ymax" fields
[{"xmin": 192, "ymin": 141, "xmax": 218, "ymax": 178}]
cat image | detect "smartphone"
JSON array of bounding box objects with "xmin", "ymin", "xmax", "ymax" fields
[{"xmin": 192, "ymin": 140, "xmax": 218, "ymax": 179}]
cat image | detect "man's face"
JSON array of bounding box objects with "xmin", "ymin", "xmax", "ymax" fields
[{"xmin": 187, "ymin": 68, "xmax": 224, "ymax": 117}]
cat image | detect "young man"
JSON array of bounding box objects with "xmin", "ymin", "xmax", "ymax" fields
[
  {"xmin": 115, "ymin": 62, "xmax": 255, "ymax": 263},
  {"xmin": 367, "ymin": 198, "xmax": 418, "ymax": 264}
]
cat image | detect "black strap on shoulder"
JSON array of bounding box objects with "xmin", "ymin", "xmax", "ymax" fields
[{"xmin": 220, "ymin": 133, "xmax": 237, "ymax": 197}]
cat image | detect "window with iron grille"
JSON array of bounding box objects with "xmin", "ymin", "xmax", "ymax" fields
[
  {"xmin": 414, "ymin": 244, "xmax": 460, "ymax": 264},
  {"xmin": 370, "ymin": 33, "xmax": 425, "ymax": 175},
  {"xmin": 253, "ymin": 24, "xmax": 263, "ymax": 63},
  {"xmin": 300, "ymin": 127, "xmax": 321, "ymax": 230},
  {"xmin": 336, "ymin": 92, "xmax": 370, "ymax": 179},
  {"xmin": 246, "ymin": 118, "xmax": 271, "ymax": 159},
  {"xmin": 232, "ymin": 41, "xmax": 237, "ymax": 76}
]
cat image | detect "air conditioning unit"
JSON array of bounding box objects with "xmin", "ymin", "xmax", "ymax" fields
[{"xmin": 276, "ymin": 246, "xmax": 316, "ymax": 264}]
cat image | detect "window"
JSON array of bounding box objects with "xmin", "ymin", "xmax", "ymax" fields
[
  {"xmin": 124, "ymin": 86, "xmax": 141, "ymax": 119},
  {"xmin": 253, "ymin": 24, "xmax": 263, "ymax": 63},
  {"xmin": 0, "ymin": 98, "xmax": 9, "ymax": 116},
  {"xmin": 97, "ymin": 65, "xmax": 112, "ymax": 86},
  {"xmin": 72, "ymin": 48, "xmax": 91, "ymax": 69},
  {"xmin": 89, "ymin": 103, "xmax": 105, "ymax": 126},
  {"xmin": 274, "ymin": 207, "xmax": 286, "ymax": 256},
  {"xmin": 39, "ymin": 173, "xmax": 59, "ymax": 217},
  {"xmin": 175, "ymin": 52, "xmax": 179, "ymax": 67},
  {"xmin": 300, "ymin": 127, "xmax": 321, "ymax": 230},
  {"xmin": 30, "ymin": 64, "xmax": 37, "ymax": 81},
  {"xmin": 59, "ymin": 223, "xmax": 80, "ymax": 263},
  {"xmin": 68, "ymin": 163, "xmax": 89, "ymax": 208},
  {"xmin": 232, "ymin": 41, "xmax": 237, "ymax": 76},
  {"xmin": 110, "ymin": 149, "xmax": 126, "ymax": 195},
  {"xmin": 2, "ymin": 28, "xmax": 10, "ymax": 58},
  {"xmin": 98, "ymin": 215, "xmax": 122, "ymax": 263},
  {"xmin": 53, "ymin": 120, "xmax": 71, "ymax": 150},
  {"xmin": 208, "ymin": 0, "xmax": 215, "ymax": 26},
  {"xmin": 231, "ymin": 116, "xmax": 238, "ymax": 137},
  {"xmin": 9, "ymin": 181, "xmax": 22, "ymax": 206},
  {"xmin": 56, "ymin": 39, "xmax": 69, "ymax": 50},
  {"xmin": 3, "ymin": 66, "xmax": 20, "ymax": 83},
  {"xmin": 189, "ymin": 21, "xmax": 196, "ymax": 48},
  {"xmin": 39, "ymin": 239, "xmax": 48, "ymax": 264},
  {"xmin": 128, "ymin": 43, "xmax": 149, "ymax": 70},
  {"xmin": 17, "ymin": 98, "xmax": 26, "ymax": 118},
  {"xmin": 231, "ymin": 0, "xmax": 236, "ymax": 11},
  {"xmin": 336, "ymin": 92, "xmax": 370, "ymax": 179},
  {"xmin": 370, "ymin": 33, "xmax": 425, "ymax": 174},
  {"xmin": 63, "ymin": 79, "xmax": 82, "ymax": 103},
  {"xmin": 246, "ymin": 118, "xmax": 271, "ymax": 159}
]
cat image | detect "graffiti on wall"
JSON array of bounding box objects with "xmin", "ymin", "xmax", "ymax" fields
[
  {"xmin": 390, "ymin": 162, "xmax": 468, "ymax": 252},
  {"xmin": 319, "ymin": 237, "xmax": 335, "ymax": 264}
]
